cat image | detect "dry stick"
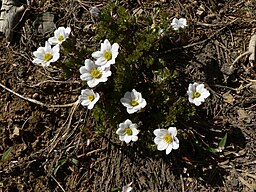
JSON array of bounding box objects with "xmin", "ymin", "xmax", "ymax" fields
[
  {"xmin": 238, "ymin": 176, "xmax": 255, "ymax": 192},
  {"xmin": 50, "ymin": 174, "xmax": 66, "ymax": 192},
  {"xmin": 180, "ymin": 174, "xmax": 185, "ymax": 192},
  {"xmin": 28, "ymin": 79, "xmax": 80, "ymax": 88},
  {"xmin": 232, "ymin": 51, "xmax": 252, "ymax": 66},
  {"xmin": 0, "ymin": 82, "xmax": 77, "ymax": 108}
]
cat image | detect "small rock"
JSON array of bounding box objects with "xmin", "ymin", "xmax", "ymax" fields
[
  {"xmin": 249, "ymin": 84, "xmax": 256, "ymax": 93},
  {"xmin": 223, "ymin": 91, "xmax": 235, "ymax": 104},
  {"xmin": 32, "ymin": 93, "xmax": 39, "ymax": 99}
]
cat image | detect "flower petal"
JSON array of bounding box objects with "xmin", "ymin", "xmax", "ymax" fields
[
  {"xmin": 116, "ymin": 128, "xmax": 125, "ymax": 135},
  {"xmin": 45, "ymin": 41, "xmax": 51, "ymax": 51},
  {"xmin": 124, "ymin": 135, "xmax": 132, "ymax": 143},
  {"xmin": 196, "ymin": 84, "xmax": 205, "ymax": 92},
  {"xmin": 80, "ymin": 73, "xmax": 91, "ymax": 81},
  {"xmin": 84, "ymin": 59, "xmax": 95, "ymax": 71},
  {"xmin": 65, "ymin": 27, "xmax": 71, "ymax": 36},
  {"xmin": 172, "ymin": 137, "xmax": 179, "ymax": 150},
  {"xmin": 127, "ymin": 108, "xmax": 137, "ymax": 114},
  {"xmin": 157, "ymin": 140, "xmax": 168, "ymax": 151},
  {"xmin": 87, "ymin": 79, "xmax": 99, "ymax": 88},
  {"xmin": 168, "ymin": 127, "xmax": 177, "ymax": 137},
  {"xmin": 95, "ymin": 57, "xmax": 107, "ymax": 66},
  {"xmin": 124, "ymin": 119, "xmax": 132, "ymax": 126},
  {"xmin": 201, "ymin": 90, "xmax": 210, "ymax": 99},
  {"xmin": 33, "ymin": 48, "xmax": 45, "ymax": 58},
  {"xmin": 79, "ymin": 66, "xmax": 87, "ymax": 74},
  {"xmin": 48, "ymin": 37, "xmax": 58, "ymax": 45},
  {"xmin": 103, "ymin": 39, "xmax": 111, "ymax": 50},
  {"xmin": 132, "ymin": 135, "xmax": 138, "ymax": 142},
  {"xmin": 194, "ymin": 99, "xmax": 202, "ymax": 106},
  {"xmin": 119, "ymin": 135, "xmax": 125, "ymax": 141},
  {"xmin": 51, "ymin": 52, "xmax": 60, "ymax": 62},
  {"xmin": 119, "ymin": 122, "xmax": 127, "ymax": 129},
  {"xmin": 124, "ymin": 92, "xmax": 132, "ymax": 100},
  {"xmin": 154, "ymin": 137, "xmax": 162, "ymax": 145},
  {"xmin": 140, "ymin": 99, "xmax": 147, "ymax": 108},
  {"xmin": 166, "ymin": 144, "xmax": 173, "ymax": 154},
  {"xmin": 52, "ymin": 44, "xmax": 60, "ymax": 54},
  {"xmin": 153, "ymin": 129, "xmax": 168, "ymax": 137},
  {"xmin": 32, "ymin": 58, "xmax": 43, "ymax": 64},
  {"xmin": 102, "ymin": 70, "xmax": 112, "ymax": 78},
  {"xmin": 92, "ymin": 51, "xmax": 102, "ymax": 59},
  {"xmin": 131, "ymin": 127, "xmax": 139, "ymax": 135}
]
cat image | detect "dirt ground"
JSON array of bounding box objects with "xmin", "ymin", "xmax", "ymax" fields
[{"xmin": 0, "ymin": 0, "xmax": 256, "ymax": 191}]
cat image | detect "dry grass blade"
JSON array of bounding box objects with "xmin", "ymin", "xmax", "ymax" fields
[{"xmin": 48, "ymin": 100, "xmax": 80, "ymax": 154}]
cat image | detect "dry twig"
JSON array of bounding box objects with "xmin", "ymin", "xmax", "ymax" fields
[{"xmin": 0, "ymin": 82, "xmax": 77, "ymax": 108}]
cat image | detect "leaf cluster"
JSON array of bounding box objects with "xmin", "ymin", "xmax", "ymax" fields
[{"xmin": 91, "ymin": 2, "xmax": 195, "ymax": 143}]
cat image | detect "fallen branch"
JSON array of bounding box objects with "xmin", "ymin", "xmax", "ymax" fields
[
  {"xmin": 232, "ymin": 51, "xmax": 252, "ymax": 65},
  {"xmin": 0, "ymin": 82, "xmax": 77, "ymax": 108}
]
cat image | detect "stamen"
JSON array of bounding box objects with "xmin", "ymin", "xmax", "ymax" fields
[
  {"xmin": 103, "ymin": 50, "xmax": 112, "ymax": 61},
  {"xmin": 87, "ymin": 95, "xmax": 94, "ymax": 101},
  {"xmin": 44, "ymin": 53, "xmax": 53, "ymax": 62},
  {"xmin": 125, "ymin": 127, "xmax": 132, "ymax": 135},
  {"xmin": 163, "ymin": 134, "xmax": 172, "ymax": 144},
  {"xmin": 130, "ymin": 99, "xmax": 139, "ymax": 106},
  {"xmin": 58, "ymin": 35, "xmax": 64, "ymax": 42},
  {"xmin": 90, "ymin": 69, "xmax": 102, "ymax": 78},
  {"xmin": 192, "ymin": 91, "xmax": 201, "ymax": 98}
]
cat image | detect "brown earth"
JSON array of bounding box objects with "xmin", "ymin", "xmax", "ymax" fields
[{"xmin": 0, "ymin": 0, "xmax": 256, "ymax": 191}]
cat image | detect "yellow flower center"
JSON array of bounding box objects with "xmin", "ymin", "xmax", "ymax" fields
[
  {"xmin": 192, "ymin": 91, "xmax": 201, "ymax": 98},
  {"xmin": 90, "ymin": 68, "xmax": 102, "ymax": 78},
  {"xmin": 125, "ymin": 127, "xmax": 132, "ymax": 136},
  {"xmin": 58, "ymin": 35, "xmax": 64, "ymax": 42},
  {"xmin": 130, "ymin": 99, "xmax": 139, "ymax": 106},
  {"xmin": 43, "ymin": 53, "xmax": 53, "ymax": 62},
  {"xmin": 103, "ymin": 50, "xmax": 112, "ymax": 61},
  {"xmin": 87, "ymin": 95, "xmax": 94, "ymax": 101},
  {"xmin": 163, "ymin": 133, "xmax": 172, "ymax": 144}
]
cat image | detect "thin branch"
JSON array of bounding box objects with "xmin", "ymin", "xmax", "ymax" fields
[
  {"xmin": 0, "ymin": 82, "xmax": 77, "ymax": 108},
  {"xmin": 232, "ymin": 51, "xmax": 251, "ymax": 65}
]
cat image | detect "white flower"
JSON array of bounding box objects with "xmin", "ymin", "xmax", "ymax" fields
[
  {"xmin": 79, "ymin": 59, "xmax": 112, "ymax": 88},
  {"xmin": 153, "ymin": 127, "xmax": 179, "ymax": 155},
  {"xmin": 92, "ymin": 39, "xmax": 119, "ymax": 68},
  {"xmin": 120, "ymin": 89, "xmax": 147, "ymax": 114},
  {"xmin": 78, "ymin": 89, "xmax": 100, "ymax": 109},
  {"xmin": 122, "ymin": 182, "xmax": 133, "ymax": 192},
  {"xmin": 89, "ymin": 6, "xmax": 100, "ymax": 18},
  {"xmin": 187, "ymin": 82, "xmax": 210, "ymax": 106},
  {"xmin": 171, "ymin": 18, "xmax": 187, "ymax": 30},
  {"xmin": 116, "ymin": 119, "xmax": 139, "ymax": 144},
  {"xmin": 48, "ymin": 26, "xmax": 71, "ymax": 45},
  {"xmin": 32, "ymin": 41, "xmax": 60, "ymax": 67}
]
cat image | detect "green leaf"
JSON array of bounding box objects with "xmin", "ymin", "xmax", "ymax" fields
[
  {"xmin": 207, "ymin": 147, "xmax": 218, "ymax": 154},
  {"xmin": 2, "ymin": 147, "xmax": 13, "ymax": 161},
  {"xmin": 71, "ymin": 158, "xmax": 79, "ymax": 166},
  {"xmin": 219, "ymin": 133, "xmax": 228, "ymax": 148},
  {"xmin": 53, "ymin": 159, "xmax": 67, "ymax": 176},
  {"xmin": 111, "ymin": 187, "xmax": 120, "ymax": 192}
]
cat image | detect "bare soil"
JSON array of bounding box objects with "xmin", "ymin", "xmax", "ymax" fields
[{"xmin": 0, "ymin": 0, "xmax": 256, "ymax": 191}]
